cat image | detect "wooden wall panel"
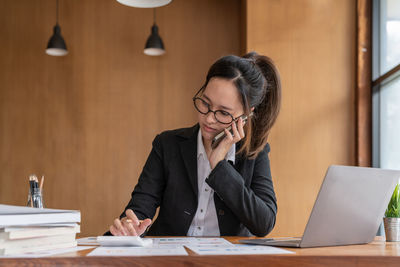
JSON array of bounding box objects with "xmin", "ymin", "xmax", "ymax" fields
[
  {"xmin": 0, "ymin": 0, "xmax": 240, "ymax": 236},
  {"xmin": 245, "ymin": 0, "xmax": 356, "ymax": 236},
  {"xmin": 356, "ymin": 0, "xmax": 372, "ymax": 167}
]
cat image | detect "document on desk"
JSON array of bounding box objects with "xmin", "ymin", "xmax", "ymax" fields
[
  {"xmin": 88, "ymin": 246, "xmax": 188, "ymax": 256},
  {"xmin": 86, "ymin": 237, "xmax": 232, "ymax": 256},
  {"xmin": 152, "ymin": 237, "xmax": 233, "ymax": 247},
  {"xmin": 186, "ymin": 244, "xmax": 293, "ymax": 255},
  {"xmin": 0, "ymin": 246, "xmax": 95, "ymax": 258}
]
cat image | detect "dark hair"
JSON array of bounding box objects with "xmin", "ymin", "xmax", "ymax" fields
[{"xmin": 201, "ymin": 52, "xmax": 282, "ymax": 158}]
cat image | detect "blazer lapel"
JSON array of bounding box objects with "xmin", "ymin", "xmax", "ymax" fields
[
  {"xmin": 234, "ymin": 142, "xmax": 245, "ymax": 172},
  {"xmin": 179, "ymin": 124, "xmax": 199, "ymax": 198}
]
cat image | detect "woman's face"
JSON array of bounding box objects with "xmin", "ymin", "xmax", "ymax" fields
[{"xmin": 197, "ymin": 77, "xmax": 245, "ymax": 143}]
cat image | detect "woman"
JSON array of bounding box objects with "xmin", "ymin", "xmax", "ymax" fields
[{"xmin": 108, "ymin": 52, "xmax": 281, "ymax": 237}]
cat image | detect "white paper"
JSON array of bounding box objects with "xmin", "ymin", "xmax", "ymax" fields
[
  {"xmin": 186, "ymin": 244, "xmax": 293, "ymax": 255},
  {"xmin": 77, "ymin": 237, "xmax": 99, "ymax": 246},
  {"xmin": 0, "ymin": 204, "xmax": 81, "ymax": 227},
  {"xmin": 0, "ymin": 245, "xmax": 95, "ymax": 258},
  {"xmin": 78, "ymin": 237, "xmax": 231, "ymax": 248},
  {"xmin": 0, "ymin": 204, "xmax": 77, "ymax": 215},
  {"xmin": 1, "ymin": 223, "xmax": 79, "ymax": 231},
  {"xmin": 152, "ymin": 237, "xmax": 233, "ymax": 247},
  {"xmin": 97, "ymin": 236, "xmax": 153, "ymax": 247},
  {"xmin": 79, "ymin": 236, "xmax": 153, "ymax": 247},
  {"xmin": 88, "ymin": 246, "xmax": 188, "ymax": 256}
]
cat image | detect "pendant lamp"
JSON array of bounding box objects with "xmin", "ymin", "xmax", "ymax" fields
[
  {"xmin": 144, "ymin": 9, "xmax": 165, "ymax": 56},
  {"xmin": 46, "ymin": 0, "xmax": 68, "ymax": 56},
  {"xmin": 116, "ymin": 0, "xmax": 172, "ymax": 8}
]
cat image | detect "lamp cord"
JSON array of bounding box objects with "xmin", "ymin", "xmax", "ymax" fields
[{"xmin": 56, "ymin": 0, "xmax": 59, "ymax": 24}]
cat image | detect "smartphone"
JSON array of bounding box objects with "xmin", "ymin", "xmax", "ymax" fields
[{"xmin": 211, "ymin": 112, "xmax": 254, "ymax": 149}]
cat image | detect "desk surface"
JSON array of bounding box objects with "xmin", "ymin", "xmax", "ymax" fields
[{"xmin": 1, "ymin": 236, "xmax": 400, "ymax": 267}]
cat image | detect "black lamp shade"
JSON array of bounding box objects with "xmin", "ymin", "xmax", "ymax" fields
[
  {"xmin": 144, "ymin": 24, "xmax": 165, "ymax": 56},
  {"xmin": 46, "ymin": 24, "xmax": 68, "ymax": 56}
]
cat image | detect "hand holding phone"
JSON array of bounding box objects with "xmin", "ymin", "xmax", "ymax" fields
[{"xmin": 211, "ymin": 112, "xmax": 254, "ymax": 149}]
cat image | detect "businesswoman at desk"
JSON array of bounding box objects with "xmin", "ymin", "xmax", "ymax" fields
[{"xmin": 108, "ymin": 52, "xmax": 281, "ymax": 237}]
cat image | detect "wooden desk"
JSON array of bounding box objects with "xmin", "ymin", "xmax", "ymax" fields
[{"xmin": 1, "ymin": 236, "xmax": 400, "ymax": 266}]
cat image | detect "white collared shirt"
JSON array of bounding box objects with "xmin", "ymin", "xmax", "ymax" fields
[{"xmin": 187, "ymin": 128, "xmax": 235, "ymax": 236}]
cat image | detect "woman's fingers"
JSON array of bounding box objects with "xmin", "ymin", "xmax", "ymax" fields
[
  {"xmin": 110, "ymin": 225, "xmax": 121, "ymax": 236},
  {"xmin": 126, "ymin": 209, "xmax": 140, "ymax": 226},
  {"xmin": 208, "ymin": 117, "xmax": 247, "ymax": 169},
  {"xmin": 237, "ymin": 117, "xmax": 245, "ymax": 139},
  {"xmin": 231, "ymin": 121, "xmax": 240, "ymax": 142},
  {"xmin": 110, "ymin": 209, "xmax": 152, "ymax": 236},
  {"xmin": 222, "ymin": 119, "xmax": 244, "ymax": 147},
  {"xmin": 137, "ymin": 218, "xmax": 152, "ymax": 234},
  {"xmin": 230, "ymin": 120, "xmax": 243, "ymax": 142},
  {"xmin": 113, "ymin": 218, "xmax": 127, "ymax": 236},
  {"xmin": 224, "ymin": 128, "xmax": 234, "ymax": 143},
  {"xmin": 122, "ymin": 218, "xmax": 138, "ymax": 236},
  {"xmin": 123, "ymin": 209, "xmax": 152, "ymax": 236}
]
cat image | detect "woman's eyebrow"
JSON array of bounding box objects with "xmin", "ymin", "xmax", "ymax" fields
[
  {"xmin": 202, "ymin": 93, "xmax": 233, "ymax": 111},
  {"xmin": 202, "ymin": 94, "xmax": 212, "ymax": 103}
]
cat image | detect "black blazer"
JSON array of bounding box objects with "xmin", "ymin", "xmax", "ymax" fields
[{"xmin": 111, "ymin": 124, "xmax": 277, "ymax": 237}]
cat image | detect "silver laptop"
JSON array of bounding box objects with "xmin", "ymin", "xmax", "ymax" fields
[{"xmin": 240, "ymin": 165, "xmax": 400, "ymax": 248}]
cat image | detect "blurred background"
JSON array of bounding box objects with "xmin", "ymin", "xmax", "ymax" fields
[{"xmin": 3, "ymin": 0, "xmax": 390, "ymax": 238}]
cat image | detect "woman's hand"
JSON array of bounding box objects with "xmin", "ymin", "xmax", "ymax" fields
[
  {"xmin": 208, "ymin": 117, "xmax": 245, "ymax": 169},
  {"xmin": 109, "ymin": 209, "xmax": 152, "ymax": 236}
]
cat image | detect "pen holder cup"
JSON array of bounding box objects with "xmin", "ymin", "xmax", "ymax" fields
[{"xmin": 27, "ymin": 188, "xmax": 44, "ymax": 208}]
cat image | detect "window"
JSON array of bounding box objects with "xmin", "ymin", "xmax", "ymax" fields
[{"xmin": 372, "ymin": 0, "xmax": 400, "ymax": 170}]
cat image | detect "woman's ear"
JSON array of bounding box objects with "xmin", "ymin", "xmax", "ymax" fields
[{"xmin": 251, "ymin": 107, "xmax": 255, "ymax": 112}]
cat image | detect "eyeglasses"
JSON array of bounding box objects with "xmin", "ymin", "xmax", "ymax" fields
[
  {"xmin": 192, "ymin": 88, "xmax": 237, "ymax": 125},
  {"xmin": 193, "ymin": 97, "xmax": 236, "ymax": 124}
]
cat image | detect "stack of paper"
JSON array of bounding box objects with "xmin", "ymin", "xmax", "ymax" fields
[{"xmin": 0, "ymin": 204, "xmax": 80, "ymax": 256}]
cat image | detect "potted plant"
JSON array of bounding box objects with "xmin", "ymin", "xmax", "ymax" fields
[{"xmin": 384, "ymin": 183, "xmax": 400, "ymax": 241}]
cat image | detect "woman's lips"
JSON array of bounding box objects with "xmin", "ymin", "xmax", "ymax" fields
[{"xmin": 203, "ymin": 124, "xmax": 217, "ymax": 133}]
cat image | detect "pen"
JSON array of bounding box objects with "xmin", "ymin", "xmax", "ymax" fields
[
  {"xmin": 126, "ymin": 219, "xmax": 144, "ymax": 225},
  {"xmin": 32, "ymin": 177, "xmax": 39, "ymax": 192},
  {"xmin": 28, "ymin": 174, "xmax": 43, "ymax": 208},
  {"xmin": 40, "ymin": 175, "xmax": 44, "ymax": 191},
  {"xmin": 29, "ymin": 176, "xmax": 35, "ymax": 191},
  {"xmin": 29, "ymin": 175, "xmax": 37, "ymax": 207}
]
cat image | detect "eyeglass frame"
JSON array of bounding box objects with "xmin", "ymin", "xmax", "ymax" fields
[{"xmin": 192, "ymin": 86, "xmax": 244, "ymax": 125}]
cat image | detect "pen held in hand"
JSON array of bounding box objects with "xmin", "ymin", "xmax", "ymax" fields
[{"xmin": 126, "ymin": 219, "xmax": 144, "ymax": 226}]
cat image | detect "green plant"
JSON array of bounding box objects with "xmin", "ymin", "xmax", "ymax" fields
[{"xmin": 385, "ymin": 183, "xmax": 400, "ymax": 218}]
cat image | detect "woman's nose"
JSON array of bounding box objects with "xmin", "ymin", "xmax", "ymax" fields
[{"xmin": 205, "ymin": 112, "xmax": 217, "ymax": 124}]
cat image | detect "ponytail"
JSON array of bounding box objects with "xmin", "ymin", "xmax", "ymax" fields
[{"xmin": 241, "ymin": 52, "xmax": 281, "ymax": 158}]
